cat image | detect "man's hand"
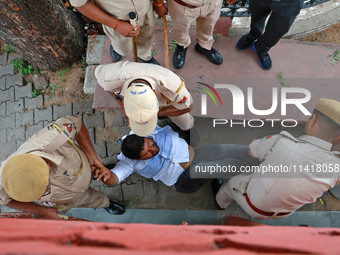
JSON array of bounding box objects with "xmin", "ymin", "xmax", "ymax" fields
[
  {"xmin": 225, "ymin": 0, "xmax": 237, "ymax": 5},
  {"xmin": 153, "ymin": 2, "xmax": 168, "ymax": 18},
  {"xmin": 115, "ymin": 20, "xmax": 140, "ymax": 37},
  {"xmin": 38, "ymin": 207, "xmax": 61, "ymax": 220},
  {"xmin": 93, "ymin": 166, "xmax": 111, "ymax": 182}
]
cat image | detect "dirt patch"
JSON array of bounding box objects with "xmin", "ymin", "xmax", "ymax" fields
[
  {"xmin": 298, "ymin": 23, "xmax": 340, "ymax": 44},
  {"xmin": 40, "ymin": 62, "xmax": 88, "ymax": 107}
]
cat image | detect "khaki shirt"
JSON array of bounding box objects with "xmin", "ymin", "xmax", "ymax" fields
[
  {"xmin": 95, "ymin": 61, "xmax": 192, "ymax": 110},
  {"xmin": 0, "ymin": 116, "xmax": 92, "ymax": 206},
  {"xmin": 70, "ymin": 0, "xmax": 151, "ymax": 22},
  {"xmin": 247, "ymin": 131, "xmax": 340, "ymax": 214},
  {"xmin": 182, "ymin": 0, "xmax": 219, "ymax": 7}
]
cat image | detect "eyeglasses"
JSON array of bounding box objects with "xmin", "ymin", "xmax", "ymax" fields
[{"xmin": 41, "ymin": 179, "xmax": 51, "ymax": 197}]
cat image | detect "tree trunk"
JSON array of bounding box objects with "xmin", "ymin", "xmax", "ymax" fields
[{"xmin": 0, "ymin": 0, "xmax": 85, "ymax": 71}]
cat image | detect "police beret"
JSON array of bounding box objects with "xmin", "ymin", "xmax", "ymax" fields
[
  {"xmin": 2, "ymin": 154, "xmax": 49, "ymax": 202},
  {"xmin": 315, "ymin": 98, "xmax": 340, "ymax": 127}
]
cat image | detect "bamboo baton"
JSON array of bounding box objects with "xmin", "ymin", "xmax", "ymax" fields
[
  {"xmin": 129, "ymin": 12, "xmax": 138, "ymax": 62},
  {"xmin": 162, "ymin": 16, "xmax": 169, "ymax": 69}
]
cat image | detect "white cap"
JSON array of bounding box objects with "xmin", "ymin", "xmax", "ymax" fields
[{"xmin": 124, "ymin": 84, "xmax": 159, "ymax": 136}]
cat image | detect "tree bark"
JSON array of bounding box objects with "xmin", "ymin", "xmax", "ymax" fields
[{"xmin": 0, "ymin": 0, "xmax": 85, "ymax": 71}]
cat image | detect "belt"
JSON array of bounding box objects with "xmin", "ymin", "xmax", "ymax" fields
[
  {"xmin": 173, "ymin": 0, "xmax": 198, "ymax": 8},
  {"xmin": 243, "ymin": 193, "xmax": 290, "ymax": 217}
]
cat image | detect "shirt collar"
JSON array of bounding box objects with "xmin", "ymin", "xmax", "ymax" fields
[{"xmin": 299, "ymin": 135, "xmax": 333, "ymax": 151}]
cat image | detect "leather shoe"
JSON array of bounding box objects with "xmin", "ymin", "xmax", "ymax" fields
[
  {"xmin": 252, "ymin": 42, "xmax": 272, "ymax": 70},
  {"xmin": 104, "ymin": 200, "xmax": 125, "ymax": 215},
  {"xmin": 236, "ymin": 34, "xmax": 254, "ymax": 50},
  {"xmin": 211, "ymin": 178, "xmax": 223, "ymax": 198},
  {"xmin": 195, "ymin": 43, "xmax": 223, "ymax": 65},
  {"xmin": 110, "ymin": 45, "xmax": 121, "ymax": 62},
  {"xmin": 173, "ymin": 44, "xmax": 187, "ymax": 69},
  {"xmin": 138, "ymin": 56, "xmax": 160, "ymax": 65}
]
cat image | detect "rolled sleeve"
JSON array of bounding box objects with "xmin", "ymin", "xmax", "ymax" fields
[
  {"xmin": 249, "ymin": 135, "xmax": 279, "ymax": 161},
  {"xmin": 69, "ymin": 0, "xmax": 88, "ymax": 7},
  {"xmin": 111, "ymin": 160, "xmax": 135, "ymax": 184}
]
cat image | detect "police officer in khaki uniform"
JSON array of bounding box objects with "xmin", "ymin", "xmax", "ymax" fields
[
  {"xmin": 70, "ymin": 0, "xmax": 167, "ymax": 64},
  {"xmin": 166, "ymin": 0, "xmax": 223, "ymax": 69},
  {"xmin": 95, "ymin": 61, "xmax": 194, "ymax": 136},
  {"xmin": 216, "ymin": 98, "xmax": 340, "ymax": 219},
  {"xmin": 0, "ymin": 116, "xmax": 124, "ymax": 220}
]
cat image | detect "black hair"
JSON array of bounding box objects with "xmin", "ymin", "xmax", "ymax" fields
[
  {"xmin": 314, "ymin": 110, "xmax": 340, "ymax": 139},
  {"xmin": 121, "ymin": 134, "xmax": 145, "ymax": 159}
]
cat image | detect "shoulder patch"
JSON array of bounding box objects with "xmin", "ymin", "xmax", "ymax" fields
[
  {"xmin": 63, "ymin": 123, "xmax": 72, "ymax": 133},
  {"xmin": 177, "ymin": 96, "xmax": 187, "ymax": 104}
]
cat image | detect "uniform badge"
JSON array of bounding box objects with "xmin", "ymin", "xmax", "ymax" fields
[
  {"xmin": 63, "ymin": 123, "xmax": 72, "ymax": 132},
  {"xmin": 177, "ymin": 96, "xmax": 187, "ymax": 104}
]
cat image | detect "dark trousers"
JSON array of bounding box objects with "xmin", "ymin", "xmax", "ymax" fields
[
  {"xmin": 174, "ymin": 144, "xmax": 260, "ymax": 193},
  {"xmin": 247, "ymin": 0, "xmax": 303, "ymax": 52}
]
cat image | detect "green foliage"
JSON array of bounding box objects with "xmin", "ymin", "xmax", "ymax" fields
[
  {"xmin": 124, "ymin": 200, "xmax": 135, "ymax": 209},
  {"xmin": 330, "ymin": 49, "xmax": 340, "ymax": 65},
  {"xmin": 5, "ymin": 44, "xmax": 14, "ymax": 52},
  {"xmin": 213, "ymin": 33, "xmax": 220, "ymax": 41},
  {"xmin": 80, "ymin": 56, "xmax": 87, "ymax": 71},
  {"xmin": 168, "ymin": 38, "xmax": 177, "ymax": 53},
  {"xmin": 32, "ymin": 90, "xmax": 38, "ymax": 98},
  {"xmin": 49, "ymin": 83, "xmax": 58, "ymax": 93},
  {"xmin": 11, "ymin": 57, "xmax": 39, "ymax": 77},
  {"xmin": 151, "ymin": 49, "xmax": 156, "ymax": 56},
  {"xmin": 279, "ymin": 72, "xmax": 290, "ymax": 87}
]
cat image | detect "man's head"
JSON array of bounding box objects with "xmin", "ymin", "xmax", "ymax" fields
[
  {"xmin": 1, "ymin": 154, "xmax": 49, "ymax": 202},
  {"xmin": 305, "ymin": 98, "xmax": 340, "ymax": 142},
  {"xmin": 124, "ymin": 82, "xmax": 159, "ymax": 137},
  {"xmin": 121, "ymin": 134, "xmax": 159, "ymax": 160}
]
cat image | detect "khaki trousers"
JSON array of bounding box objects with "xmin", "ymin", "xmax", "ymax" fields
[
  {"xmin": 167, "ymin": 0, "xmax": 223, "ymax": 49},
  {"xmin": 216, "ymin": 174, "xmax": 292, "ymax": 220},
  {"xmin": 103, "ymin": 3, "xmax": 156, "ymax": 60}
]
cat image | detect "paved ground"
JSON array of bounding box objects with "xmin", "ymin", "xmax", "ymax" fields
[{"xmin": 1, "ymin": 15, "xmax": 340, "ymax": 225}]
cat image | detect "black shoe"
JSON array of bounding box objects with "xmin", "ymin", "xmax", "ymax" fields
[
  {"xmin": 137, "ymin": 56, "xmax": 160, "ymax": 65},
  {"xmin": 173, "ymin": 44, "xmax": 187, "ymax": 69},
  {"xmin": 252, "ymin": 42, "xmax": 272, "ymax": 70},
  {"xmin": 110, "ymin": 45, "xmax": 122, "ymax": 62},
  {"xmin": 195, "ymin": 43, "xmax": 223, "ymax": 65},
  {"xmin": 104, "ymin": 200, "xmax": 125, "ymax": 215},
  {"xmin": 211, "ymin": 178, "xmax": 223, "ymax": 198},
  {"xmin": 236, "ymin": 34, "xmax": 254, "ymax": 50}
]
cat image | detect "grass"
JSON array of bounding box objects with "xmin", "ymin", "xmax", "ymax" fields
[
  {"xmin": 168, "ymin": 38, "xmax": 177, "ymax": 53},
  {"xmin": 330, "ymin": 49, "xmax": 340, "ymax": 65},
  {"xmin": 279, "ymin": 72, "xmax": 290, "ymax": 87},
  {"xmin": 11, "ymin": 57, "xmax": 39, "ymax": 77}
]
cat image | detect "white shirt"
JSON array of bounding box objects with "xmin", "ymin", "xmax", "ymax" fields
[{"xmin": 112, "ymin": 126, "xmax": 189, "ymax": 186}]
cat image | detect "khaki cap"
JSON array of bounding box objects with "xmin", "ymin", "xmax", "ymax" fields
[
  {"xmin": 2, "ymin": 154, "xmax": 49, "ymax": 202},
  {"xmin": 315, "ymin": 98, "xmax": 340, "ymax": 126},
  {"xmin": 124, "ymin": 84, "xmax": 159, "ymax": 137}
]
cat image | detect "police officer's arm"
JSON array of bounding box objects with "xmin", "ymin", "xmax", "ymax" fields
[
  {"xmin": 6, "ymin": 200, "xmax": 60, "ymax": 220},
  {"xmin": 158, "ymin": 105, "xmax": 191, "ymax": 117},
  {"xmin": 153, "ymin": 0, "xmax": 168, "ymax": 18},
  {"xmin": 74, "ymin": 1, "xmax": 140, "ymax": 37},
  {"xmin": 75, "ymin": 123, "xmax": 107, "ymax": 174}
]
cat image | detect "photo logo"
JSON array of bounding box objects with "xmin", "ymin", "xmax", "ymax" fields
[
  {"xmin": 197, "ymin": 82, "xmax": 222, "ymax": 115},
  {"xmin": 199, "ymin": 84, "xmax": 312, "ymax": 116}
]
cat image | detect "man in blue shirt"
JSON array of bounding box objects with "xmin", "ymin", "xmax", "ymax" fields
[{"xmin": 94, "ymin": 126, "xmax": 259, "ymax": 193}]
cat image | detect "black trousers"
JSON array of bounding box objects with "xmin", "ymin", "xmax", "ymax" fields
[
  {"xmin": 247, "ymin": 0, "xmax": 303, "ymax": 52},
  {"xmin": 174, "ymin": 144, "xmax": 260, "ymax": 193}
]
